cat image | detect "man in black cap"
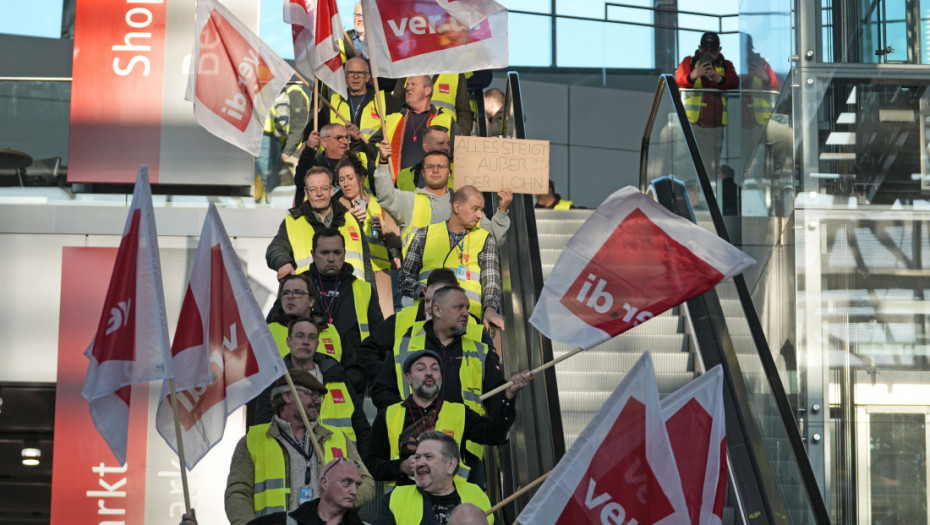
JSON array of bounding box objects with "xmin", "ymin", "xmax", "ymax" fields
[
  {"xmin": 225, "ymin": 370, "xmax": 374, "ymax": 525},
  {"xmin": 674, "ymin": 31, "xmax": 738, "ymax": 177},
  {"xmin": 364, "ymin": 350, "xmax": 533, "ymax": 485}
]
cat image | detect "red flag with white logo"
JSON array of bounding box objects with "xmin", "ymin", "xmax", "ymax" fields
[
  {"xmin": 361, "ymin": 0, "xmax": 508, "ymax": 78},
  {"xmin": 81, "ymin": 166, "xmax": 172, "ymax": 465},
  {"xmin": 285, "ymin": 0, "xmax": 348, "ymax": 99},
  {"xmin": 518, "ymin": 352, "xmax": 690, "ymax": 524},
  {"xmin": 155, "ymin": 204, "xmax": 287, "ymax": 469},
  {"xmin": 661, "ymin": 366, "xmax": 727, "ymax": 525},
  {"xmin": 186, "ymin": 0, "xmax": 296, "ymax": 156},
  {"xmin": 529, "ymin": 186, "xmax": 754, "ymax": 350}
]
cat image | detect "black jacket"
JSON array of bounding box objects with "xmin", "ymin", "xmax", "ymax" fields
[
  {"xmin": 289, "ymin": 498, "xmax": 364, "ymax": 525},
  {"xmin": 368, "ymin": 320, "xmax": 505, "ymax": 413},
  {"xmin": 364, "ymin": 396, "xmax": 515, "ymax": 485},
  {"xmin": 306, "ymin": 263, "xmax": 383, "ymax": 393}
]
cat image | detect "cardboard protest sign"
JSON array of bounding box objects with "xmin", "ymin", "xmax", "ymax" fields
[{"xmin": 453, "ymin": 136, "xmax": 549, "ymax": 194}]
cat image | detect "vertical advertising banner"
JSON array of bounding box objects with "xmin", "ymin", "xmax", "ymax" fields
[
  {"xmin": 52, "ymin": 247, "xmax": 245, "ymax": 524},
  {"xmin": 68, "ymin": 0, "xmax": 254, "ymax": 186},
  {"xmin": 52, "ymin": 247, "xmax": 150, "ymax": 523},
  {"xmin": 68, "ymin": 0, "xmax": 167, "ymax": 183}
]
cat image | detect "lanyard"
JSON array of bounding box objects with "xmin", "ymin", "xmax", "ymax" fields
[
  {"xmin": 407, "ymin": 399, "xmax": 442, "ymax": 434},
  {"xmin": 316, "ymin": 276, "xmax": 340, "ymax": 325},
  {"xmin": 280, "ymin": 430, "xmax": 316, "ymax": 485},
  {"xmin": 446, "ymin": 221, "xmax": 469, "ymax": 265},
  {"xmin": 347, "ymin": 94, "xmax": 365, "ymax": 124}
]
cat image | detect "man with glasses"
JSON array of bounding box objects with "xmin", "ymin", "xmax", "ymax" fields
[
  {"xmin": 254, "ymin": 317, "xmax": 370, "ymax": 455},
  {"xmin": 316, "ymin": 57, "xmax": 399, "ymax": 146},
  {"xmin": 225, "ymin": 370, "xmax": 375, "ymax": 525},
  {"xmin": 289, "ymin": 458, "xmax": 366, "ymax": 525},
  {"xmin": 267, "ymin": 167, "xmax": 374, "ymax": 286},
  {"xmin": 372, "ymin": 145, "xmax": 512, "ymax": 248},
  {"xmin": 294, "ymin": 123, "xmax": 364, "ymax": 206},
  {"xmin": 393, "ymin": 126, "xmax": 454, "ymax": 193}
]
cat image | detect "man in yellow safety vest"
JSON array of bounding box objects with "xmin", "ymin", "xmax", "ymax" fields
[{"xmin": 224, "ymin": 370, "xmax": 374, "ymax": 524}]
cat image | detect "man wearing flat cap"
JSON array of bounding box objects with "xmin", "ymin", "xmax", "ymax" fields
[{"xmin": 225, "ymin": 370, "xmax": 374, "ymax": 525}]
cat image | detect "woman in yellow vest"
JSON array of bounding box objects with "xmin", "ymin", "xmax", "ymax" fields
[{"xmin": 335, "ymin": 156, "xmax": 402, "ymax": 319}]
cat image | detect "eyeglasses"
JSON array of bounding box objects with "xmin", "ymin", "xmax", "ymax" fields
[
  {"xmin": 281, "ymin": 290, "xmax": 309, "ymax": 298},
  {"xmin": 295, "ymin": 387, "xmax": 326, "ymax": 401},
  {"xmin": 424, "ymin": 163, "xmax": 448, "ymax": 170},
  {"xmin": 346, "ymin": 70, "xmax": 369, "ymax": 78},
  {"xmin": 306, "ymin": 186, "xmax": 332, "ymax": 194},
  {"xmin": 290, "ymin": 332, "xmax": 319, "ymax": 341},
  {"xmin": 326, "ymin": 134, "xmax": 350, "ymax": 141}
]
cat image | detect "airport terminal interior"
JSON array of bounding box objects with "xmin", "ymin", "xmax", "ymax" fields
[{"xmin": 3, "ymin": 0, "xmax": 930, "ymax": 523}]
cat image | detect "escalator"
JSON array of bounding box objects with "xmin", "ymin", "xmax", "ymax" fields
[{"xmin": 491, "ymin": 71, "xmax": 832, "ymax": 524}]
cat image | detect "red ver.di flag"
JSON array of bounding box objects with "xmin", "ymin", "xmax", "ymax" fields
[
  {"xmin": 661, "ymin": 366, "xmax": 726, "ymax": 525},
  {"xmin": 361, "ymin": 0, "xmax": 508, "ymax": 78},
  {"xmin": 518, "ymin": 352, "xmax": 690, "ymax": 525},
  {"xmin": 186, "ymin": 0, "xmax": 296, "ymax": 156},
  {"xmin": 155, "ymin": 204, "xmax": 287, "ymax": 469},
  {"xmin": 530, "ymin": 186, "xmax": 754, "ymax": 351},
  {"xmin": 285, "ymin": 0, "xmax": 347, "ymax": 99},
  {"xmin": 81, "ymin": 166, "xmax": 172, "ymax": 465}
]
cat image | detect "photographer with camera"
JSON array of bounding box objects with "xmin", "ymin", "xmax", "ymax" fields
[
  {"xmin": 364, "ymin": 350, "xmax": 533, "ymax": 486},
  {"xmin": 675, "ymin": 31, "xmax": 738, "ymax": 177}
]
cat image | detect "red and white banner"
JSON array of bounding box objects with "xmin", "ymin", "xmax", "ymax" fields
[
  {"xmin": 81, "ymin": 166, "xmax": 171, "ymax": 465},
  {"xmin": 437, "ymin": 0, "xmax": 502, "ymax": 29},
  {"xmin": 155, "ymin": 204, "xmax": 287, "ymax": 469},
  {"xmin": 661, "ymin": 366, "xmax": 727, "ymax": 525},
  {"xmin": 529, "ymin": 186, "xmax": 754, "ymax": 350},
  {"xmin": 518, "ymin": 352, "xmax": 689, "ymax": 524},
  {"xmin": 285, "ymin": 0, "xmax": 347, "ymax": 99},
  {"xmin": 187, "ymin": 0, "xmax": 296, "ymax": 156},
  {"xmin": 361, "ymin": 0, "xmax": 508, "ymax": 78}
]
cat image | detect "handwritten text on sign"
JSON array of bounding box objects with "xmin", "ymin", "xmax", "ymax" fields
[{"xmin": 453, "ymin": 136, "xmax": 549, "ymax": 194}]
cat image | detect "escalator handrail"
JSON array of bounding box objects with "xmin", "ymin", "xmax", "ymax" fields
[{"xmin": 640, "ymin": 74, "xmax": 832, "ymax": 525}]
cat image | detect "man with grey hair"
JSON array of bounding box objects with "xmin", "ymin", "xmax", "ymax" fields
[
  {"xmin": 375, "ymin": 431, "xmax": 494, "ymax": 525},
  {"xmin": 225, "ymin": 370, "xmax": 374, "ymax": 525}
]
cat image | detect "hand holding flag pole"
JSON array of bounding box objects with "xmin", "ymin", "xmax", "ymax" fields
[
  {"xmin": 479, "ymin": 347, "xmax": 583, "ymax": 401},
  {"xmin": 291, "ymin": 70, "xmax": 368, "ymax": 144}
]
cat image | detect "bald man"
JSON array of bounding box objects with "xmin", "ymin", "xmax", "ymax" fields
[
  {"xmin": 398, "ymin": 185, "xmax": 505, "ymax": 332},
  {"xmin": 449, "ymin": 503, "xmax": 489, "ymax": 525}
]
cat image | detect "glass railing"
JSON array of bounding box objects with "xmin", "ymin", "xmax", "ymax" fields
[
  {"xmin": 790, "ymin": 67, "xmax": 930, "ymax": 524},
  {"xmin": 641, "ymin": 74, "xmax": 831, "ymax": 525},
  {"xmin": 645, "ymin": 84, "xmax": 793, "ymax": 219}
]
